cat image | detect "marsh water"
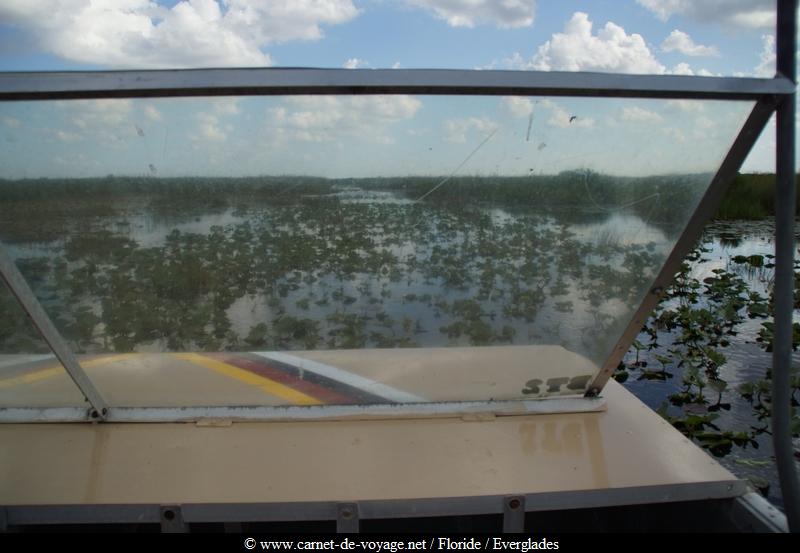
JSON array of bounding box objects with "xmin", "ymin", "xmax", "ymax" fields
[
  {"xmin": 0, "ymin": 177, "xmax": 798, "ymax": 508},
  {"xmin": 1, "ymin": 176, "xmax": 685, "ymax": 365},
  {"xmin": 621, "ymin": 218, "xmax": 800, "ymax": 509}
]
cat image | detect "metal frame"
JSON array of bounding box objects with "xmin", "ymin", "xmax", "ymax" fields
[
  {"xmin": 0, "ymin": 69, "xmax": 792, "ymax": 101},
  {"xmin": 772, "ymin": 0, "xmax": 799, "ymax": 533},
  {"xmin": 2, "ymin": 479, "xmax": 749, "ymax": 528},
  {"xmin": 0, "ymin": 396, "xmax": 606, "ymax": 423},
  {"xmin": 726, "ymin": 492, "xmax": 789, "ymax": 533},
  {"xmin": 0, "ymin": 3, "xmax": 793, "ymax": 426}
]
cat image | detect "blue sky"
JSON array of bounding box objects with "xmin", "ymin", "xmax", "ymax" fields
[{"xmin": 0, "ymin": 1, "xmax": 788, "ymax": 177}]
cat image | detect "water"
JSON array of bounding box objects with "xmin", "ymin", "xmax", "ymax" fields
[
  {"xmin": 0, "ymin": 184, "xmax": 674, "ymax": 367},
  {"xmin": 621, "ymin": 218, "xmax": 800, "ymax": 508}
]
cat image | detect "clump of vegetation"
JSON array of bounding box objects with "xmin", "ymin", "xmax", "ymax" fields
[
  {"xmin": 716, "ymin": 173, "xmax": 800, "ymax": 220},
  {"xmin": 618, "ymin": 231, "xmax": 800, "ymax": 468}
]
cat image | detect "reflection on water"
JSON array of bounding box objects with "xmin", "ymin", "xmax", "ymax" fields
[{"xmin": 0, "ymin": 176, "xmax": 690, "ymax": 378}]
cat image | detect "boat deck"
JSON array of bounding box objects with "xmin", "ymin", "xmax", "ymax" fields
[
  {"xmin": 0, "ymin": 347, "xmax": 744, "ymax": 526},
  {"xmin": 0, "ymin": 345, "xmax": 598, "ymax": 407}
]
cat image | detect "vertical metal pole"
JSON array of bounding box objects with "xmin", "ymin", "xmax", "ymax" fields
[
  {"xmin": 0, "ymin": 242, "xmax": 108, "ymax": 420},
  {"xmin": 774, "ymin": 0, "xmax": 799, "ymax": 532}
]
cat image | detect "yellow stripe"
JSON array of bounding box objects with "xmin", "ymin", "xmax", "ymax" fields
[
  {"xmin": 0, "ymin": 354, "xmax": 134, "ymax": 389},
  {"xmin": 173, "ymin": 353, "xmax": 322, "ymax": 406}
]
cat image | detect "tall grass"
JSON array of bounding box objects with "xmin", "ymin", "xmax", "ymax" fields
[{"xmin": 716, "ymin": 173, "xmax": 800, "ymax": 220}]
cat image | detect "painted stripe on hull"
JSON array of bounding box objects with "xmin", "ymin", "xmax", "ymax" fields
[
  {"xmin": 0, "ymin": 354, "xmax": 55, "ymax": 370},
  {"xmin": 252, "ymin": 351, "xmax": 424, "ymax": 404},
  {"xmin": 173, "ymin": 353, "xmax": 321, "ymax": 406},
  {"xmin": 235, "ymin": 352, "xmax": 391, "ymax": 404},
  {"xmin": 0, "ymin": 354, "xmax": 132, "ymax": 389},
  {"xmin": 209, "ymin": 353, "xmax": 358, "ymax": 405}
]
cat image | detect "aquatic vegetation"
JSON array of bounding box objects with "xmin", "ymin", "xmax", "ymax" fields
[
  {"xmin": 619, "ymin": 222, "xmax": 800, "ymax": 505},
  {"xmin": 755, "ymin": 321, "xmax": 800, "ymax": 352},
  {"xmin": 0, "ymin": 176, "xmax": 677, "ymax": 364}
]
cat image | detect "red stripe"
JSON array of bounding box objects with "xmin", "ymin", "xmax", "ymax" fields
[{"xmin": 208, "ymin": 353, "xmax": 358, "ymax": 405}]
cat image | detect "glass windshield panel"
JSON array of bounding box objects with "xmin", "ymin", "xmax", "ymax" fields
[
  {"xmin": 0, "ymin": 95, "xmax": 753, "ymax": 407},
  {"xmin": 0, "ymin": 279, "xmax": 86, "ymax": 408}
]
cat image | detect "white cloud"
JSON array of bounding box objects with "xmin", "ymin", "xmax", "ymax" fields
[
  {"xmin": 56, "ymin": 99, "xmax": 136, "ymax": 143},
  {"xmin": 501, "ymin": 96, "xmax": 534, "ymax": 118},
  {"xmin": 540, "ymin": 99, "xmax": 594, "ymax": 129},
  {"xmin": 267, "ymin": 95, "xmax": 422, "ymax": 143},
  {"xmin": 193, "ymin": 112, "xmax": 227, "ymax": 142},
  {"xmin": 665, "ymin": 99, "xmax": 705, "ymax": 112},
  {"xmin": 529, "ymin": 12, "xmax": 666, "ymax": 74},
  {"xmin": 661, "ymin": 30, "xmax": 718, "ymax": 56},
  {"xmin": 501, "ymin": 97, "xmax": 594, "ymax": 129},
  {"xmin": 2, "ymin": 116, "xmax": 21, "ymax": 129},
  {"xmin": 695, "ymin": 116, "xmax": 716, "ymax": 130},
  {"xmin": 670, "ymin": 62, "xmax": 695, "ymax": 75},
  {"xmin": 666, "ymin": 62, "xmax": 715, "ymax": 76},
  {"xmin": 209, "ymin": 98, "xmax": 241, "ymax": 115},
  {"xmin": 404, "ymin": 0, "xmax": 536, "ymax": 28},
  {"xmin": 343, "ymin": 57, "xmax": 367, "ymax": 69},
  {"xmin": 755, "ymin": 34, "xmax": 776, "ymax": 77},
  {"xmin": 55, "ymin": 130, "xmax": 82, "ymax": 143},
  {"xmin": 661, "ymin": 127, "xmax": 686, "ymax": 142},
  {"xmin": 0, "ymin": 0, "xmax": 359, "ymax": 68},
  {"xmin": 620, "ymin": 106, "xmax": 664, "ymax": 124},
  {"xmin": 688, "ymin": 114, "xmax": 719, "ymax": 139},
  {"xmin": 443, "ymin": 116, "xmax": 496, "ymax": 143},
  {"xmin": 143, "ymin": 105, "xmax": 162, "ymax": 122},
  {"xmin": 637, "ymin": 0, "xmax": 775, "ymax": 29},
  {"xmin": 187, "ymin": 98, "xmax": 242, "ymax": 143}
]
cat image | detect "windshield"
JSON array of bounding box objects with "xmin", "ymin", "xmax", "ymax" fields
[{"xmin": 0, "ymin": 95, "xmax": 754, "ymax": 408}]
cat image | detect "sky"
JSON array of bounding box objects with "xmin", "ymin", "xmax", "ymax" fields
[{"xmin": 0, "ymin": 0, "xmax": 791, "ymax": 178}]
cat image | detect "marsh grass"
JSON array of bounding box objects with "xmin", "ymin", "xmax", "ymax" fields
[{"xmin": 716, "ymin": 173, "xmax": 800, "ymax": 220}]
